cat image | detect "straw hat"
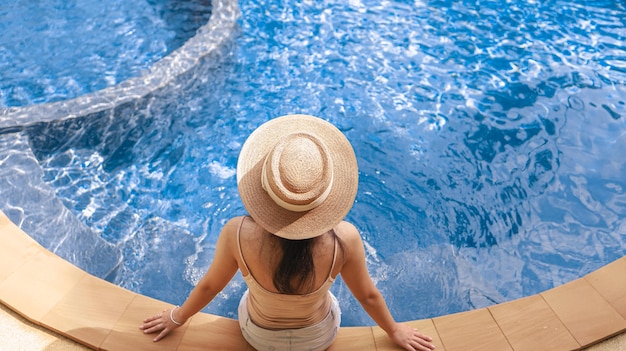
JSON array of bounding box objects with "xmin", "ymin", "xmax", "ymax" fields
[{"xmin": 237, "ymin": 114, "xmax": 358, "ymax": 240}]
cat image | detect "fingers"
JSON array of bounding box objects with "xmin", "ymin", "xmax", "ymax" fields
[
  {"xmin": 144, "ymin": 324, "xmax": 171, "ymax": 342},
  {"xmin": 140, "ymin": 315, "xmax": 164, "ymax": 333},
  {"xmin": 409, "ymin": 339, "xmax": 436, "ymax": 351},
  {"xmin": 142, "ymin": 309, "xmax": 166, "ymax": 323},
  {"xmin": 154, "ymin": 328, "xmax": 170, "ymax": 342},
  {"xmin": 414, "ymin": 329, "xmax": 432, "ymax": 342},
  {"xmin": 142, "ymin": 314, "xmax": 160, "ymax": 324},
  {"xmin": 139, "ymin": 309, "xmax": 180, "ymax": 342},
  {"xmin": 392, "ymin": 324, "xmax": 436, "ymax": 351},
  {"xmin": 410, "ymin": 329, "xmax": 435, "ymax": 351},
  {"xmin": 141, "ymin": 321, "xmax": 164, "ymax": 335}
]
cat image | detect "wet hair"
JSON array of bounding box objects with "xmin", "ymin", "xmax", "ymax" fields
[{"xmin": 273, "ymin": 231, "xmax": 344, "ymax": 294}]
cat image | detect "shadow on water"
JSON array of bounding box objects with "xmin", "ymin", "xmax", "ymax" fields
[{"xmin": 148, "ymin": 0, "xmax": 213, "ymax": 50}]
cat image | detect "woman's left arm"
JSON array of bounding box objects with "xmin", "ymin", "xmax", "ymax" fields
[{"xmin": 140, "ymin": 217, "xmax": 242, "ymax": 342}]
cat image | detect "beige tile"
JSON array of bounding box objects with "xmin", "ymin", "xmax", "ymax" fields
[
  {"xmin": 585, "ymin": 257, "xmax": 626, "ymax": 320},
  {"xmin": 101, "ymin": 294, "xmax": 187, "ymax": 351},
  {"xmin": 542, "ymin": 278, "xmax": 626, "ymax": 348},
  {"xmin": 433, "ymin": 308, "xmax": 512, "ymax": 351},
  {"xmin": 327, "ymin": 326, "xmax": 376, "ymax": 350},
  {"xmin": 177, "ymin": 312, "xmax": 249, "ymax": 351},
  {"xmin": 0, "ymin": 250, "xmax": 86, "ymax": 322},
  {"xmin": 0, "ymin": 213, "xmax": 42, "ymax": 282},
  {"xmin": 581, "ymin": 331, "xmax": 626, "ymax": 351},
  {"xmin": 41, "ymin": 274, "xmax": 135, "ymax": 349},
  {"xmin": 489, "ymin": 295, "xmax": 580, "ymax": 351},
  {"xmin": 0, "ymin": 302, "xmax": 91, "ymax": 351},
  {"xmin": 373, "ymin": 319, "xmax": 445, "ymax": 351}
]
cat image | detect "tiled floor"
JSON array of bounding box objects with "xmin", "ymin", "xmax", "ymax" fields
[
  {"xmin": 489, "ymin": 295, "xmax": 579, "ymax": 350},
  {"xmin": 542, "ymin": 277, "xmax": 626, "ymax": 347},
  {"xmin": 1, "ymin": 210, "xmax": 625, "ymax": 351}
]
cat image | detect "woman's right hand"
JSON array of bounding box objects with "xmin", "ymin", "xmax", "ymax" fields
[
  {"xmin": 389, "ymin": 323, "xmax": 435, "ymax": 351},
  {"xmin": 140, "ymin": 308, "xmax": 185, "ymax": 342}
]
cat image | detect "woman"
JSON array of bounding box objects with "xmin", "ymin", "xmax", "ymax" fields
[{"xmin": 140, "ymin": 114, "xmax": 435, "ymax": 351}]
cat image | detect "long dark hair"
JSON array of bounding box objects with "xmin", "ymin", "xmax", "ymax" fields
[{"xmin": 272, "ymin": 231, "xmax": 344, "ymax": 294}]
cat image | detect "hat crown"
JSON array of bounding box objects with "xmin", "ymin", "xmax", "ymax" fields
[
  {"xmin": 237, "ymin": 114, "xmax": 358, "ymax": 240},
  {"xmin": 264, "ymin": 133, "xmax": 333, "ymax": 212},
  {"xmin": 279, "ymin": 136, "xmax": 324, "ymax": 193}
]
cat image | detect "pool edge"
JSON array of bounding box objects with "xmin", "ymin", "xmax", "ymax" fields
[{"xmin": 1, "ymin": 210, "xmax": 625, "ymax": 351}]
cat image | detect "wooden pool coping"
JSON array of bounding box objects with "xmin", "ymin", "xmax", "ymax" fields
[{"xmin": 1, "ymin": 210, "xmax": 625, "ymax": 351}]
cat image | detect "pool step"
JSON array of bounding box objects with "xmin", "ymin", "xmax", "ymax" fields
[{"xmin": 0, "ymin": 132, "xmax": 121, "ymax": 278}]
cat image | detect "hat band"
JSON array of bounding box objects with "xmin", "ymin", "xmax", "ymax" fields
[{"xmin": 261, "ymin": 158, "xmax": 334, "ymax": 212}]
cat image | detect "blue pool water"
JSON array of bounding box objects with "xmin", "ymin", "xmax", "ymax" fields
[
  {"xmin": 0, "ymin": 0, "xmax": 211, "ymax": 107},
  {"xmin": 1, "ymin": 0, "xmax": 626, "ymax": 326}
]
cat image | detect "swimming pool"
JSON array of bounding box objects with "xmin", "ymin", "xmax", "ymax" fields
[
  {"xmin": 1, "ymin": 0, "xmax": 625, "ymax": 326},
  {"xmin": 0, "ymin": 0, "xmax": 212, "ymax": 107}
]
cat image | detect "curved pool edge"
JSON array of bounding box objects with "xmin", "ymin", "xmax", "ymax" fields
[
  {"xmin": 0, "ymin": 0, "xmax": 240, "ymax": 286},
  {"xmin": 0, "ymin": 0, "xmax": 240, "ymax": 131},
  {"xmin": 1, "ymin": 210, "xmax": 625, "ymax": 351}
]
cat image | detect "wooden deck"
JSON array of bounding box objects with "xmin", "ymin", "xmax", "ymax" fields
[{"xmin": 1, "ymin": 210, "xmax": 625, "ymax": 351}]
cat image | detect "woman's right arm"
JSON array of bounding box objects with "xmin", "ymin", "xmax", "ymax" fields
[
  {"xmin": 337, "ymin": 221, "xmax": 435, "ymax": 351},
  {"xmin": 140, "ymin": 216, "xmax": 241, "ymax": 341}
]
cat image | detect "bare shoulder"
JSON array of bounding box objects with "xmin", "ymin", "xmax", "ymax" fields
[
  {"xmin": 223, "ymin": 216, "xmax": 246, "ymax": 231},
  {"xmin": 334, "ymin": 221, "xmax": 364, "ymax": 249},
  {"xmin": 219, "ymin": 216, "xmax": 246, "ymax": 244},
  {"xmin": 334, "ymin": 221, "xmax": 369, "ymax": 283},
  {"xmin": 335, "ymin": 220, "xmax": 359, "ymax": 235}
]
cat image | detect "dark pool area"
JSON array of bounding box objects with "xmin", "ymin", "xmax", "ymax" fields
[{"xmin": 1, "ymin": 0, "xmax": 625, "ymax": 326}]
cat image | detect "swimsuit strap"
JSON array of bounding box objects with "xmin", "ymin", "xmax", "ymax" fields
[
  {"xmin": 239, "ymin": 218, "xmax": 337, "ymax": 283},
  {"xmin": 236, "ymin": 216, "xmax": 252, "ymax": 275},
  {"xmin": 328, "ymin": 230, "xmax": 338, "ymax": 279}
]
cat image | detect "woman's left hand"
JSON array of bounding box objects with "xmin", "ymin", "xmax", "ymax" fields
[
  {"xmin": 390, "ymin": 323, "xmax": 436, "ymax": 351},
  {"xmin": 140, "ymin": 308, "xmax": 184, "ymax": 342}
]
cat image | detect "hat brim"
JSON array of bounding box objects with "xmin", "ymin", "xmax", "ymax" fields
[{"xmin": 237, "ymin": 114, "xmax": 358, "ymax": 240}]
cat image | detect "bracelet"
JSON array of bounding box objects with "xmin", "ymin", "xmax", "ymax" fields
[{"xmin": 169, "ymin": 306, "xmax": 183, "ymax": 326}]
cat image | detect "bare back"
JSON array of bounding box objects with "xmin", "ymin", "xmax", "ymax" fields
[{"xmin": 236, "ymin": 216, "xmax": 342, "ymax": 295}]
